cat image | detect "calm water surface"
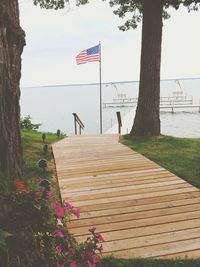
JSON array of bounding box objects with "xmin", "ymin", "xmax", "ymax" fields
[{"xmin": 20, "ymin": 78, "xmax": 200, "ymax": 138}]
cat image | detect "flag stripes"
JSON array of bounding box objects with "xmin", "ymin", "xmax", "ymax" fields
[{"xmin": 76, "ymin": 45, "xmax": 100, "ymax": 65}]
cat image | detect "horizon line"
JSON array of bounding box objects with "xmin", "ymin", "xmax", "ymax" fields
[{"xmin": 21, "ymin": 77, "xmax": 200, "ymax": 89}]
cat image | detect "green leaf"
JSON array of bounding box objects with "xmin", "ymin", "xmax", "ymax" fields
[
  {"xmin": 0, "ymin": 231, "xmax": 13, "ymax": 250},
  {"xmin": 34, "ymin": 203, "xmax": 42, "ymax": 210}
]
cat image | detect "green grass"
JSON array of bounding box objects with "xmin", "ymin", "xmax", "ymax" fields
[
  {"xmin": 102, "ymin": 257, "xmax": 200, "ymax": 267},
  {"xmin": 21, "ymin": 129, "xmax": 62, "ymax": 180},
  {"xmin": 122, "ymin": 135, "xmax": 200, "ymax": 188}
]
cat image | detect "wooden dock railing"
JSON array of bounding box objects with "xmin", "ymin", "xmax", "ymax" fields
[
  {"xmin": 116, "ymin": 111, "xmax": 122, "ymax": 134},
  {"xmin": 72, "ymin": 113, "xmax": 85, "ymax": 135}
]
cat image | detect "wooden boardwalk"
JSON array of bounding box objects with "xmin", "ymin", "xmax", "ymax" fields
[{"xmin": 52, "ymin": 134, "xmax": 200, "ymax": 259}]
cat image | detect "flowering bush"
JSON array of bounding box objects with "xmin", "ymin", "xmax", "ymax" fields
[
  {"xmin": 0, "ymin": 179, "xmax": 104, "ymax": 267},
  {"xmin": 51, "ymin": 199, "xmax": 103, "ymax": 267},
  {"xmin": 0, "ymin": 179, "xmax": 56, "ymax": 266}
]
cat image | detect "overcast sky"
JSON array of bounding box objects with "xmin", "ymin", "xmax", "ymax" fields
[{"xmin": 19, "ymin": 0, "xmax": 200, "ymax": 87}]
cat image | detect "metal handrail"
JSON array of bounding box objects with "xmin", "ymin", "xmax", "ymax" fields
[
  {"xmin": 116, "ymin": 111, "xmax": 122, "ymax": 135},
  {"xmin": 72, "ymin": 113, "xmax": 85, "ymax": 135}
]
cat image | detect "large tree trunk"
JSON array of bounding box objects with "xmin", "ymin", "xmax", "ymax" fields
[
  {"xmin": 0, "ymin": 0, "xmax": 25, "ymax": 180},
  {"xmin": 130, "ymin": 0, "xmax": 163, "ymax": 136}
]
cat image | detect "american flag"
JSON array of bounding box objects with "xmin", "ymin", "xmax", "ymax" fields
[{"xmin": 76, "ymin": 44, "xmax": 100, "ymax": 65}]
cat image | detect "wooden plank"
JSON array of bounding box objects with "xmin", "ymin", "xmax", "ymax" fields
[
  {"xmin": 62, "ymin": 183, "xmax": 193, "ymax": 201},
  {"xmin": 60, "ymin": 177, "xmax": 184, "ymax": 193},
  {"xmin": 76, "ymin": 217, "xmax": 200, "ymax": 243},
  {"xmin": 52, "ymin": 135, "xmax": 200, "ymax": 259},
  {"xmin": 73, "ymin": 197, "xmax": 200, "ymax": 220},
  {"xmin": 57, "ymin": 168, "xmax": 166, "ymax": 179},
  {"xmin": 63, "ymin": 180, "xmax": 186, "ymax": 198},
  {"xmin": 58, "ymin": 168, "xmax": 170, "ymax": 180},
  {"xmin": 102, "ymin": 228, "xmax": 200, "ymax": 253},
  {"xmin": 64, "ymin": 187, "xmax": 197, "ymax": 207},
  {"xmin": 104, "ymin": 237, "xmax": 200, "ymax": 258},
  {"xmin": 69, "ymin": 209, "xmax": 200, "ymax": 236},
  {"xmin": 69, "ymin": 202, "xmax": 200, "ymax": 229},
  {"xmin": 78, "ymin": 191, "xmax": 200, "ymax": 212},
  {"xmin": 58, "ymin": 171, "xmax": 175, "ymax": 185},
  {"xmin": 58, "ymin": 167, "xmax": 169, "ymax": 182},
  {"xmin": 57, "ymin": 164, "xmax": 164, "ymax": 178}
]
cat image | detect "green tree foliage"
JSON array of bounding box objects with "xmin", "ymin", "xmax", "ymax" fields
[
  {"xmin": 33, "ymin": 0, "xmax": 68, "ymax": 9},
  {"xmin": 20, "ymin": 115, "xmax": 42, "ymax": 131},
  {"xmin": 104, "ymin": 0, "xmax": 200, "ymax": 31},
  {"xmin": 33, "ymin": 0, "xmax": 200, "ymax": 17}
]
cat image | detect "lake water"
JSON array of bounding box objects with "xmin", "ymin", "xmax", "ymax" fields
[{"xmin": 20, "ymin": 78, "xmax": 200, "ymax": 138}]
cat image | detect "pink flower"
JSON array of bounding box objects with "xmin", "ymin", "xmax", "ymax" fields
[
  {"xmin": 73, "ymin": 208, "xmax": 80, "ymax": 219},
  {"xmin": 57, "ymin": 261, "xmax": 64, "ymax": 267},
  {"xmin": 55, "ymin": 230, "xmax": 64, "ymax": 238},
  {"xmin": 91, "ymin": 255, "xmax": 99, "ymax": 264},
  {"xmin": 69, "ymin": 247, "xmax": 76, "ymax": 255},
  {"xmin": 56, "ymin": 205, "xmax": 65, "ymax": 218},
  {"xmin": 88, "ymin": 227, "xmax": 104, "ymax": 242},
  {"xmin": 69, "ymin": 262, "xmax": 78, "ymax": 267},
  {"xmin": 55, "ymin": 245, "xmax": 62, "ymax": 254},
  {"xmin": 51, "ymin": 204, "xmax": 65, "ymax": 218},
  {"xmin": 64, "ymin": 201, "xmax": 73, "ymax": 210},
  {"xmin": 36, "ymin": 177, "xmax": 44, "ymax": 183},
  {"xmin": 50, "ymin": 203, "xmax": 56, "ymax": 209},
  {"xmin": 46, "ymin": 191, "xmax": 53, "ymax": 202},
  {"xmin": 96, "ymin": 233, "xmax": 104, "ymax": 242},
  {"xmin": 81, "ymin": 252, "xmax": 86, "ymax": 259},
  {"xmin": 89, "ymin": 227, "xmax": 96, "ymax": 235},
  {"xmin": 98, "ymin": 244, "xmax": 103, "ymax": 254},
  {"xmin": 87, "ymin": 260, "xmax": 93, "ymax": 267}
]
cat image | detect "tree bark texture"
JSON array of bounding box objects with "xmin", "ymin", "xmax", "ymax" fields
[
  {"xmin": 0, "ymin": 0, "xmax": 25, "ymax": 179},
  {"xmin": 130, "ymin": 0, "xmax": 163, "ymax": 136}
]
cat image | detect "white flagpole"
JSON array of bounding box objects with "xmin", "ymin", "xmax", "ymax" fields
[{"xmin": 99, "ymin": 41, "xmax": 102, "ymax": 134}]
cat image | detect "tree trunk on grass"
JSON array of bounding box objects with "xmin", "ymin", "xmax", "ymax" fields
[
  {"xmin": 130, "ymin": 0, "xmax": 163, "ymax": 136},
  {"xmin": 0, "ymin": 0, "xmax": 25, "ymax": 180}
]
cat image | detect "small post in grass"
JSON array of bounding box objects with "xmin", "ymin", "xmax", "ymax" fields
[
  {"xmin": 57, "ymin": 129, "xmax": 61, "ymax": 138},
  {"xmin": 42, "ymin": 133, "xmax": 46, "ymax": 143},
  {"xmin": 43, "ymin": 144, "xmax": 48, "ymax": 154},
  {"xmin": 38, "ymin": 159, "xmax": 47, "ymax": 173}
]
